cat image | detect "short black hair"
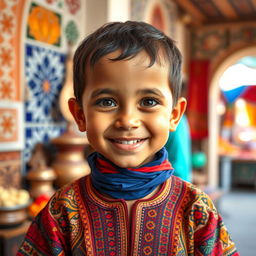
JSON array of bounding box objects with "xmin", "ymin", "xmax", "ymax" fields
[{"xmin": 73, "ymin": 21, "xmax": 182, "ymax": 107}]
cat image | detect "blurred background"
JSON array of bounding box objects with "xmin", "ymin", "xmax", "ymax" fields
[{"xmin": 0, "ymin": 0, "xmax": 255, "ymax": 255}]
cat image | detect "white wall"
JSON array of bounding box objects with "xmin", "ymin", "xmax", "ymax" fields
[
  {"xmin": 84, "ymin": 0, "xmax": 131, "ymax": 36},
  {"xmin": 107, "ymin": 0, "xmax": 131, "ymax": 22},
  {"xmin": 84, "ymin": 0, "xmax": 108, "ymax": 35}
]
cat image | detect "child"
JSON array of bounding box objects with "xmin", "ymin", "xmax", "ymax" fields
[{"xmin": 18, "ymin": 21, "xmax": 238, "ymax": 255}]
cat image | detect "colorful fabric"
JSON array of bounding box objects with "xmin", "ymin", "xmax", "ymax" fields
[
  {"xmin": 222, "ymin": 85, "xmax": 256, "ymax": 104},
  {"xmin": 165, "ymin": 115, "xmax": 192, "ymax": 182},
  {"xmin": 187, "ymin": 59, "xmax": 210, "ymax": 139},
  {"xmin": 18, "ymin": 175, "xmax": 239, "ymax": 255},
  {"xmin": 89, "ymin": 148, "xmax": 174, "ymax": 200}
]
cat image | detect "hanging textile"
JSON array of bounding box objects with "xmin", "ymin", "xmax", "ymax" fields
[{"xmin": 187, "ymin": 59, "xmax": 210, "ymax": 139}]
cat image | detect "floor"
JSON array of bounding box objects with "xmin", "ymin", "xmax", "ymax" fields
[{"xmin": 218, "ymin": 189, "xmax": 256, "ymax": 256}]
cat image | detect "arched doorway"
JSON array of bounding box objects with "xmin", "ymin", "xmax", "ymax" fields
[{"xmin": 208, "ymin": 46, "xmax": 256, "ymax": 188}]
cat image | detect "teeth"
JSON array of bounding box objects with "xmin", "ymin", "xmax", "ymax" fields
[{"xmin": 115, "ymin": 139, "xmax": 141, "ymax": 144}]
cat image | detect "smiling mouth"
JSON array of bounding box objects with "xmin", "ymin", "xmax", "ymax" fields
[
  {"xmin": 112, "ymin": 139, "xmax": 144, "ymax": 145},
  {"xmin": 109, "ymin": 138, "xmax": 147, "ymax": 150}
]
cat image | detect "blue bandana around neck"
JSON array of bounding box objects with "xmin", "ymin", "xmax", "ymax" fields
[{"xmin": 87, "ymin": 148, "xmax": 174, "ymax": 200}]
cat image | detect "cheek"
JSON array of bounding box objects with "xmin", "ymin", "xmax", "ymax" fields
[
  {"xmin": 151, "ymin": 114, "xmax": 171, "ymax": 138},
  {"xmin": 85, "ymin": 112, "xmax": 109, "ymax": 143},
  {"xmin": 85, "ymin": 113, "xmax": 101, "ymax": 136}
]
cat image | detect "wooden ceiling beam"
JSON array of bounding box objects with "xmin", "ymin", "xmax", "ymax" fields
[
  {"xmin": 172, "ymin": 0, "xmax": 206, "ymax": 25},
  {"xmin": 214, "ymin": 0, "xmax": 238, "ymax": 20}
]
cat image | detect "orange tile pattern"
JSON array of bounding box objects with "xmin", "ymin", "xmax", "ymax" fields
[
  {"xmin": 27, "ymin": 3, "xmax": 61, "ymax": 46},
  {"xmin": 0, "ymin": 108, "xmax": 18, "ymax": 142},
  {"xmin": 0, "ymin": 0, "xmax": 25, "ymax": 101}
]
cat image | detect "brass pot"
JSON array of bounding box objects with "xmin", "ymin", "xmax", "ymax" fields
[
  {"xmin": 27, "ymin": 166, "xmax": 56, "ymax": 199},
  {"xmin": 51, "ymin": 130, "xmax": 91, "ymax": 188},
  {"xmin": 0, "ymin": 201, "xmax": 31, "ymax": 228}
]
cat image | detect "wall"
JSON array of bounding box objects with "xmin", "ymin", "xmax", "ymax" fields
[
  {"xmin": 131, "ymin": 0, "xmax": 188, "ymax": 75},
  {"xmin": 187, "ymin": 21, "xmax": 256, "ymax": 187},
  {"xmin": 0, "ymin": 0, "xmax": 86, "ymax": 187},
  {"xmin": 187, "ymin": 21, "xmax": 256, "ymax": 142},
  {"xmin": 84, "ymin": 0, "xmax": 131, "ymax": 36}
]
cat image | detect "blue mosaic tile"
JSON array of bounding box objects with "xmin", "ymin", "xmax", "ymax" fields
[{"xmin": 25, "ymin": 44, "xmax": 66, "ymax": 123}]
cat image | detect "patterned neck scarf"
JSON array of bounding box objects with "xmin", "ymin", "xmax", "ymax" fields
[{"xmin": 88, "ymin": 148, "xmax": 174, "ymax": 200}]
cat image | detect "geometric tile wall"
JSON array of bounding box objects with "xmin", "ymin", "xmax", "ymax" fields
[
  {"xmin": 0, "ymin": 0, "xmax": 84, "ymax": 184},
  {"xmin": 24, "ymin": 43, "xmax": 67, "ymax": 163},
  {"xmin": 23, "ymin": 2, "xmax": 66, "ymax": 169},
  {"xmin": 23, "ymin": 0, "xmax": 83, "ymax": 170},
  {"xmin": 25, "ymin": 44, "xmax": 66, "ymax": 123}
]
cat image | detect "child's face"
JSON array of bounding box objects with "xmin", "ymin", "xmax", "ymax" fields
[{"xmin": 69, "ymin": 50, "xmax": 186, "ymax": 168}]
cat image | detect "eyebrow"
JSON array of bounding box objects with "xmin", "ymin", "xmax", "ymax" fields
[
  {"xmin": 137, "ymin": 88, "xmax": 164, "ymax": 97},
  {"xmin": 91, "ymin": 88, "xmax": 115, "ymax": 98},
  {"xmin": 90, "ymin": 88, "xmax": 165, "ymax": 98}
]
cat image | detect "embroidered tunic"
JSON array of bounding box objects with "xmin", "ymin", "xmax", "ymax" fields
[{"xmin": 18, "ymin": 175, "xmax": 238, "ymax": 255}]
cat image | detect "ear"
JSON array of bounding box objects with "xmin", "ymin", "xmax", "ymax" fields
[
  {"xmin": 68, "ymin": 98, "xmax": 86, "ymax": 132},
  {"xmin": 169, "ymin": 97, "xmax": 187, "ymax": 132}
]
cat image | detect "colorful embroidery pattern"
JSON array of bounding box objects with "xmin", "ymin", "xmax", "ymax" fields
[
  {"xmin": 27, "ymin": 3, "xmax": 61, "ymax": 46},
  {"xmin": 18, "ymin": 176, "xmax": 239, "ymax": 256}
]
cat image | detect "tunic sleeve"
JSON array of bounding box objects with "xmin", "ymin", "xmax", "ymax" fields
[
  {"xmin": 17, "ymin": 197, "xmax": 70, "ymax": 255},
  {"xmin": 187, "ymin": 191, "xmax": 239, "ymax": 256}
]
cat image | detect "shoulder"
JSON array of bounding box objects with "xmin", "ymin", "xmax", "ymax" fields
[
  {"xmin": 173, "ymin": 177, "xmax": 222, "ymax": 235},
  {"xmin": 171, "ymin": 176, "xmax": 217, "ymax": 217},
  {"xmin": 47, "ymin": 175, "xmax": 89, "ymax": 215},
  {"xmin": 169, "ymin": 177, "xmax": 239, "ymax": 255}
]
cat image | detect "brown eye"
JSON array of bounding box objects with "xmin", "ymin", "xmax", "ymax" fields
[
  {"xmin": 96, "ymin": 98, "xmax": 117, "ymax": 107},
  {"xmin": 140, "ymin": 98, "xmax": 159, "ymax": 107}
]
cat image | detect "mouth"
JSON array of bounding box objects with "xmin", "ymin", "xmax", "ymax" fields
[
  {"xmin": 112, "ymin": 139, "xmax": 144, "ymax": 145},
  {"xmin": 108, "ymin": 138, "xmax": 147, "ymax": 151}
]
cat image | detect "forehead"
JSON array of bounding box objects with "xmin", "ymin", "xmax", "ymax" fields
[{"xmin": 86, "ymin": 50, "xmax": 170, "ymax": 85}]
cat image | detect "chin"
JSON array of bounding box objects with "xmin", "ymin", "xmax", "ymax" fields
[
  {"xmin": 109, "ymin": 158, "xmax": 141, "ymax": 168},
  {"xmin": 113, "ymin": 158, "xmax": 152, "ymax": 169},
  {"xmin": 114, "ymin": 162, "xmax": 139, "ymax": 168}
]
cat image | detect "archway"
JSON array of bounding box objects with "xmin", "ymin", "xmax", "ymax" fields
[{"xmin": 208, "ymin": 46, "xmax": 256, "ymax": 188}]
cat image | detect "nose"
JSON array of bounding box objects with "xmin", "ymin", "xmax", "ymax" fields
[{"xmin": 114, "ymin": 108, "xmax": 140, "ymax": 130}]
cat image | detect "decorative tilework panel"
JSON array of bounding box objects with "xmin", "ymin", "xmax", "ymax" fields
[
  {"xmin": 0, "ymin": 101, "xmax": 24, "ymax": 151},
  {"xmin": 24, "ymin": 125, "xmax": 66, "ymax": 163},
  {"xmin": 27, "ymin": 2, "xmax": 61, "ymax": 46},
  {"xmin": 25, "ymin": 44, "xmax": 66, "ymax": 123},
  {"xmin": 191, "ymin": 25, "xmax": 256, "ymax": 59},
  {"xmin": 0, "ymin": 108, "xmax": 18, "ymax": 142},
  {"xmin": 44, "ymin": 0, "xmax": 63, "ymax": 9},
  {"xmin": 0, "ymin": 151, "xmax": 20, "ymax": 161},
  {"xmin": 191, "ymin": 29, "xmax": 228, "ymax": 59},
  {"xmin": 0, "ymin": 0, "xmax": 25, "ymax": 100},
  {"xmin": 65, "ymin": 0, "xmax": 81, "ymax": 14},
  {"xmin": 230, "ymin": 26, "xmax": 256, "ymax": 43},
  {"xmin": 65, "ymin": 20, "xmax": 79, "ymax": 46},
  {"xmin": 0, "ymin": 151, "xmax": 22, "ymax": 188}
]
